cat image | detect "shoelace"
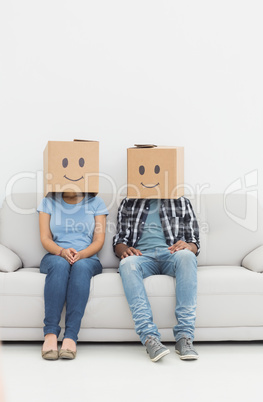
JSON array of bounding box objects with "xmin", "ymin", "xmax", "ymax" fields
[
  {"xmin": 147, "ymin": 336, "xmax": 163, "ymax": 352},
  {"xmin": 184, "ymin": 338, "xmax": 193, "ymax": 350}
]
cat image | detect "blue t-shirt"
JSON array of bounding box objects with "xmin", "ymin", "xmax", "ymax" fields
[
  {"xmin": 37, "ymin": 193, "xmax": 108, "ymax": 258},
  {"xmin": 136, "ymin": 199, "xmax": 167, "ymax": 252}
]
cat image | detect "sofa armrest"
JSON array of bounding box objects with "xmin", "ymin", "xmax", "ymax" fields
[
  {"xmin": 0, "ymin": 244, "xmax": 22, "ymax": 273},
  {"xmin": 241, "ymin": 245, "xmax": 263, "ymax": 273}
]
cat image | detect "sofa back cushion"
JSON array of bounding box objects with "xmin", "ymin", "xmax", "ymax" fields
[
  {"xmin": 191, "ymin": 193, "xmax": 263, "ymax": 266},
  {"xmin": 0, "ymin": 192, "xmax": 262, "ymax": 268}
]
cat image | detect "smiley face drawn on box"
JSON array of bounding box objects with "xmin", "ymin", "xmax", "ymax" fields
[
  {"xmin": 127, "ymin": 146, "xmax": 184, "ymax": 199},
  {"xmin": 61, "ymin": 155, "xmax": 86, "ymax": 182},
  {"xmin": 43, "ymin": 141, "xmax": 99, "ymax": 195}
]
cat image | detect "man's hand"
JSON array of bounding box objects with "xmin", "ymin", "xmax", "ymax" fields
[
  {"xmin": 115, "ymin": 244, "xmax": 142, "ymax": 259},
  {"xmin": 121, "ymin": 247, "xmax": 142, "ymax": 259},
  {"xmin": 168, "ymin": 241, "xmax": 197, "ymax": 254}
]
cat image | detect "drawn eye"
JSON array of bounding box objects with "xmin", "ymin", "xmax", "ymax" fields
[
  {"xmin": 62, "ymin": 158, "xmax": 68, "ymax": 168},
  {"xmin": 139, "ymin": 165, "xmax": 145, "ymax": 175},
  {"xmin": 154, "ymin": 165, "xmax": 160, "ymax": 174},
  {"xmin": 79, "ymin": 158, "xmax": 85, "ymax": 167}
]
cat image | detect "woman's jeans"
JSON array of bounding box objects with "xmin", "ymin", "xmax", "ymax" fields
[
  {"xmin": 119, "ymin": 248, "xmax": 197, "ymax": 345},
  {"xmin": 40, "ymin": 253, "xmax": 102, "ymax": 343}
]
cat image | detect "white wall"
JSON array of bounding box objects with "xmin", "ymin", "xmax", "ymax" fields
[{"xmin": 0, "ymin": 1, "xmax": 262, "ymax": 206}]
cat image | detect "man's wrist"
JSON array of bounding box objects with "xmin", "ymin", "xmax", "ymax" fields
[
  {"xmin": 115, "ymin": 243, "xmax": 129, "ymax": 258},
  {"xmin": 189, "ymin": 243, "xmax": 198, "ymax": 254}
]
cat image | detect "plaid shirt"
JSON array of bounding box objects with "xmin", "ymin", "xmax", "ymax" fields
[{"xmin": 113, "ymin": 197, "xmax": 200, "ymax": 255}]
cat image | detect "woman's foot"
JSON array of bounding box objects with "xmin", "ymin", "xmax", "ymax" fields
[
  {"xmin": 59, "ymin": 338, "xmax": 77, "ymax": 359},
  {"xmin": 42, "ymin": 333, "xmax": 58, "ymax": 352},
  {"xmin": 41, "ymin": 334, "xmax": 58, "ymax": 360},
  {"xmin": 61, "ymin": 338, "xmax": 76, "ymax": 352}
]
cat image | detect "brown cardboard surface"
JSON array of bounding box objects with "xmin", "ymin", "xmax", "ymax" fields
[
  {"xmin": 43, "ymin": 140, "xmax": 99, "ymax": 196},
  {"xmin": 127, "ymin": 146, "xmax": 184, "ymax": 199}
]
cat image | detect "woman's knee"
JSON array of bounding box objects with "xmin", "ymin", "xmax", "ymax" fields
[
  {"xmin": 46, "ymin": 256, "xmax": 71, "ymax": 277},
  {"xmin": 72, "ymin": 258, "xmax": 102, "ymax": 277}
]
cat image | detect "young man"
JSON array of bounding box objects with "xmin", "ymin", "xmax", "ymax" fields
[{"xmin": 113, "ymin": 196, "xmax": 200, "ymax": 362}]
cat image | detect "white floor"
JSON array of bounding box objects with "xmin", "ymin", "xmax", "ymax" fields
[{"xmin": 0, "ymin": 341, "xmax": 262, "ymax": 402}]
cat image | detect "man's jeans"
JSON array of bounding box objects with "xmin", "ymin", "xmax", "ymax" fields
[
  {"xmin": 119, "ymin": 248, "xmax": 197, "ymax": 345},
  {"xmin": 40, "ymin": 253, "xmax": 102, "ymax": 343}
]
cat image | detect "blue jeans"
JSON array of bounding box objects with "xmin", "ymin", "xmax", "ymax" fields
[
  {"xmin": 119, "ymin": 248, "xmax": 197, "ymax": 345},
  {"xmin": 40, "ymin": 253, "xmax": 102, "ymax": 343}
]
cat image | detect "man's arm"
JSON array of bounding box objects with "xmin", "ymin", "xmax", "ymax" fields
[
  {"xmin": 183, "ymin": 198, "xmax": 200, "ymax": 255},
  {"xmin": 113, "ymin": 198, "xmax": 130, "ymax": 251},
  {"xmin": 167, "ymin": 198, "xmax": 199, "ymax": 255},
  {"xmin": 113, "ymin": 198, "xmax": 141, "ymax": 259}
]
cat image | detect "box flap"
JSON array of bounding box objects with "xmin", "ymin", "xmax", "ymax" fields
[
  {"xmin": 74, "ymin": 139, "xmax": 98, "ymax": 142},
  {"xmin": 133, "ymin": 144, "xmax": 157, "ymax": 148}
]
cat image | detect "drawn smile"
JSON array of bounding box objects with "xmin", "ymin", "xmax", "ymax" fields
[
  {"xmin": 64, "ymin": 175, "xmax": 84, "ymax": 182},
  {"xmin": 141, "ymin": 182, "xmax": 160, "ymax": 188}
]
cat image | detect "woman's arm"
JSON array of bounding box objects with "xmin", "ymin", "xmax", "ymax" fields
[
  {"xmin": 39, "ymin": 212, "xmax": 76, "ymax": 263},
  {"xmin": 39, "ymin": 212, "xmax": 62, "ymax": 255},
  {"xmin": 72, "ymin": 214, "xmax": 106, "ymax": 262}
]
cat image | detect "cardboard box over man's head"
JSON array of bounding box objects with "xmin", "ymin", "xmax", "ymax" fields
[
  {"xmin": 43, "ymin": 140, "xmax": 99, "ymax": 196},
  {"xmin": 127, "ymin": 145, "xmax": 184, "ymax": 199}
]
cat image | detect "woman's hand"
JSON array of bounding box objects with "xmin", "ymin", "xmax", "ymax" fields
[
  {"xmin": 61, "ymin": 249, "xmax": 87, "ymax": 264},
  {"xmin": 61, "ymin": 248, "xmax": 77, "ymax": 265},
  {"xmin": 69, "ymin": 250, "xmax": 84, "ymax": 264}
]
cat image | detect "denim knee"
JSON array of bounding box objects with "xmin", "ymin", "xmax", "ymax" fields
[
  {"xmin": 174, "ymin": 249, "xmax": 197, "ymax": 279},
  {"xmin": 71, "ymin": 259, "xmax": 90, "ymax": 277},
  {"xmin": 119, "ymin": 256, "xmax": 142, "ymax": 277},
  {"xmin": 176, "ymin": 249, "xmax": 197, "ymax": 263},
  {"xmin": 71, "ymin": 258, "xmax": 102, "ymax": 277},
  {"xmin": 177, "ymin": 249, "xmax": 197, "ymax": 268},
  {"xmin": 40, "ymin": 253, "xmax": 71, "ymax": 276},
  {"xmin": 47, "ymin": 257, "xmax": 71, "ymax": 278}
]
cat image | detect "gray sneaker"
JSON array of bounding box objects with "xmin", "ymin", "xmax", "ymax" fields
[
  {"xmin": 145, "ymin": 336, "xmax": 170, "ymax": 362},
  {"xmin": 175, "ymin": 337, "xmax": 199, "ymax": 360}
]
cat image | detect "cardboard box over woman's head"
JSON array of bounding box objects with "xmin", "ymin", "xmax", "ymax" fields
[
  {"xmin": 127, "ymin": 145, "xmax": 184, "ymax": 199},
  {"xmin": 43, "ymin": 140, "xmax": 99, "ymax": 196}
]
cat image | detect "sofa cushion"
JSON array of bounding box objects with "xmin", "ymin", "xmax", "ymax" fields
[
  {"xmin": 196, "ymin": 265, "xmax": 263, "ymax": 327},
  {"xmin": 0, "ymin": 245, "xmax": 22, "ymax": 272},
  {"xmin": 2, "ymin": 266, "xmax": 263, "ymax": 332},
  {"xmin": 241, "ymin": 245, "xmax": 263, "ymax": 273},
  {"xmin": 0, "ymin": 194, "xmax": 46, "ymax": 268},
  {"xmin": 1, "ymin": 192, "xmax": 263, "ymax": 269},
  {"xmin": 191, "ymin": 193, "xmax": 263, "ymax": 267}
]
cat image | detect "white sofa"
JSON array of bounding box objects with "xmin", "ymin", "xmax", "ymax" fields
[{"xmin": 1, "ymin": 192, "xmax": 263, "ymax": 342}]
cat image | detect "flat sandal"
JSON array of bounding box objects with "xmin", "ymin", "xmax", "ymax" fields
[
  {"xmin": 41, "ymin": 349, "xmax": 59, "ymax": 360},
  {"xmin": 59, "ymin": 349, "xmax": 77, "ymax": 360}
]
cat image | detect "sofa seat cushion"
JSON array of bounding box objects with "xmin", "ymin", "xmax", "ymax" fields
[
  {"xmin": 196, "ymin": 265, "xmax": 263, "ymax": 327},
  {"xmin": 0, "ymin": 269, "xmax": 45, "ymax": 327},
  {"xmin": 82, "ymin": 273, "xmax": 176, "ymax": 329},
  {"xmin": 1, "ymin": 266, "xmax": 263, "ymax": 331}
]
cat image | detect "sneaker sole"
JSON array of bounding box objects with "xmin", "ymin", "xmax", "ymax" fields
[
  {"xmin": 151, "ymin": 348, "xmax": 170, "ymax": 362},
  {"xmin": 175, "ymin": 350, "xmax": 199, "ymax": 360}
]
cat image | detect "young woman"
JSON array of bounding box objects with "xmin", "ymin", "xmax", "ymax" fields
[{"xmin": 38, "ymin": 191, "xmax": 108, "ymax": 360}]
